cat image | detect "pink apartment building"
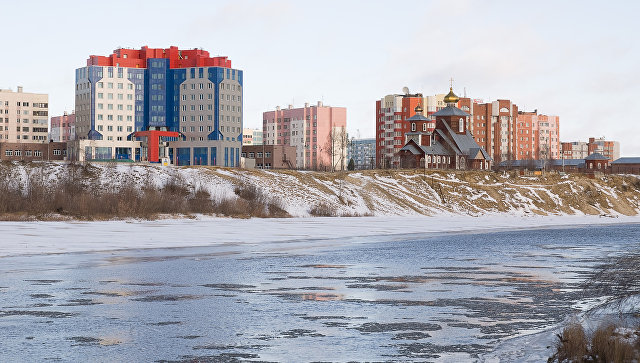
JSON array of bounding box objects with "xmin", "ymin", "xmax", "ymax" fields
[
  {"xmin": 50, "ymin": 111, "xmax": 75, "ymax": 142},
  {"xmin": 516, "ymin": 111, "xmax": 560, "ymax": 160},
  {"xmin": 263, "ymin": 102, "xmax": 347, "ymax": 170}
]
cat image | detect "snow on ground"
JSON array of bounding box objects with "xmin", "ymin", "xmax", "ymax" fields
[
  {"xmin": 2, "ymin": 162, "xmax": 640, "ymax": 217},
  {"xmin": 1, "ymin": 214, "xmax": 638, "ymax": 258}
]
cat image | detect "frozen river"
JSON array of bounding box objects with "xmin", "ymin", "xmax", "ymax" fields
[{"xmin": 1, "ymin": 221, "xmax": 639, "ymax": 362}]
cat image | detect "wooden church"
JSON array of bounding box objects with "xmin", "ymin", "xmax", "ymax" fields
[{"xmin": 398, "ymin": 87, "xmax": 492, "ymax": 170}]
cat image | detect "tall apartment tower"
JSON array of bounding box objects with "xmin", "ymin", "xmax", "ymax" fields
[
  {"xmin": 50, "ymin": 111, "xmax": 76, "ymax": 142},
  {"xmin": 262, "ymin": 102, "xmax": 347, "ymax": 170},
  {"xmin": 0, "ymin": 87, "xmax": 49, "ymax": 144},
  {"xmin": 516, "ymin": 111, "xmax": 560, "ymax": 160},
  {"xmin": 458, "ymin": 98, "xmax": 520, "ymax": 163},
  {"xmin": 375, "ymin": 92, "xmax": 445, "ymax": 168},
  {"xmin": 72, "ymin": 46, "xmax": 243, "ymax": 166}
]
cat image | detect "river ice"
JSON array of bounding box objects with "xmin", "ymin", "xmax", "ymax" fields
[{"xmin": 0, "ymin": 216, "xmax": 639, "ymax": 362}]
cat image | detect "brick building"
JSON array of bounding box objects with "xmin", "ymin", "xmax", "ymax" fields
[
  {"xmin": 561, "ymin": 137, "xmax": 620, "ymax": 161},
  {"xmin": 375, "ymin": 91, "xmax": 445, "ymax": 168},
  {"xmin": 611, "ymin": 157, "xmax": 640, "ymax": 174},
  {"xmin": 241, "ymin": 145, "xmax": 296, "ymax": 169},
  {"xmin": 50, "ymin": 111, "xmax": 76, "ymax": 142},
  {"xmin": 561, "ymin": 141, "xmax": 589, "ymax": 159},
  {"xmin": 584, "ymin": 152, "xmax": 610, "ymax": 171},
  {"xmin": 1, "ymin": 141, "xmax": 67, "ymax": 161},
  {"xmin": 458, "ymin": 98, "xmax": 520, "ymax": 164},
  {"xmin": 398, "ymin": 88, "xmax": 492, "ymax": 170},
  {"xmin": 263, "ymin": 102, "xmax": 347, "ymax": 170},
  {"xmin": 587, "ymin": 137, "xmax": 620, "ymax": 161},
  {"xmin": 516, "ymin": 111, "xmax": 560, "ymax": 160}
]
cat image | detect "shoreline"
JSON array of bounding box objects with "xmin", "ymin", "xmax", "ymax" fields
[{"xmin": 1, "ymin": 214, "xmax": 639, "ymax": 258}]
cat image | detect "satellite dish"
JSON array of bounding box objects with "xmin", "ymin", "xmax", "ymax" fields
[{"xmin": 402, "ymin": 86, "xmax": 410, "ymax": 95}]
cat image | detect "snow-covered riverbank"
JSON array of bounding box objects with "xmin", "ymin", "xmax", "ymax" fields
[
  {"xmin": 2, "ymin": 214, "xmax": 639, "ymax": 257},
  {"xmin": 2, "ymin": 162, "xmax": 640, "ymax": 218}
]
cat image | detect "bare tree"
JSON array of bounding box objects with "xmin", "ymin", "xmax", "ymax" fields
[
  {"xmin": 323, "ymin": 127, "xmax": 348, "ymax": 172},
  {"xmin": 540, "ymin": 144, "xmax": 555, "ymax": 172}
]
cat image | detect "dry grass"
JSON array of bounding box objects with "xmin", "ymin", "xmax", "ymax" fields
[
  {"xmin": 309, "ymin": 202, "xmax": 335, "ymax": 217},
  {"xmin": 590, "ymin": 324, "xmax": 638, "ymax": 363},
  {"xmin": 552, "ymin": 323, "xmax": 588, "ymax": 362},
  {"xmin": 548, "ymin": 249, "xmax": 640, "ymax": 362},
  {"xmin": 550, "ymin": 323, "xmax": 640, "ymax": 362},
  {"xmin": 2, "ymin": 163, "xmax": 639, "ymax": 219},
  {"xmin": 0, "ymin": 164, "xmax": 289, "ymax": 220}
]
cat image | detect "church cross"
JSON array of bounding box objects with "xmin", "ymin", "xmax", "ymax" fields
[{"xmin": 449, "ymin": 77, "xmax": 454, "ymax": 88}]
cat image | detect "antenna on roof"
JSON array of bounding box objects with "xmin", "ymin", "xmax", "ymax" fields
[
  {"xmin": 402, "ymin": 86, "xmax": 410, "ymax": 95},
  {"xmin": 464, "ymin": 87, "xmax": 467, "ymax": 98}
]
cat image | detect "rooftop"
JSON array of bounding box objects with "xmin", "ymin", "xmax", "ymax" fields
[
  {"xmin": 86, "ymin": 46, "xmax": 232, "ymax": 69},
  {"xmin": 585, "ymin": 153, "xmax": 609, "ymax": 160},
  {"xmin": 612, "ymin": 157, "xmax": 640, "ymax": 164},
  {"xmin": 431, "ymin": 105, "xmax": 470, "ymax": 117}
]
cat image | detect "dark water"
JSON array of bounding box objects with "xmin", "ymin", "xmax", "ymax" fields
[{"xmin": 0, "ymin": 224, "xmax": 638, "ymax": 362}]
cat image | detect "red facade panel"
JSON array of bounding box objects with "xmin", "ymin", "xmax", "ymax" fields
[{"xmin": 87, "ymin": 46, "xmax": 232, "ymax": 69}]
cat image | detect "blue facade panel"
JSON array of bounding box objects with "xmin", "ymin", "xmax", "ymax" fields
[
  {"xmin": 210, "ymin": 147, "xmax": 217, "ymax": 166},
  {"xmin": 126, "ymin": 68, "xmax": 145, "ymax": 133},
  {"xmin": 169, "ymin": 68, "xmax": 186, "ymax": 133},
  {"xmin": 86, "ymin": 66, "xmax": 104, "ymax": 140},
  {"xmin": 177, "ymin": 147, "xmax": 191, "ymax": 166},
  {"xmin": 207, "ymin": 67, "xmax": 225, "ymax": 141},
  {"xmin": 146, "ymin": 59, "xmax": 169, "ymax": 129},
  {"xmin": 193, "ymin": 147, "xmax": 208, "ymax": 166}
]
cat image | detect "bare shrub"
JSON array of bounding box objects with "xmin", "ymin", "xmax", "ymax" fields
[
  {"xmin": 550, "ymin": 322, "xmax": 640, "ymax": 363},
  {"xmin": 0, "ymin": 164, "xmax": 292, "ymax": 220},
  {"xmin": 232, "ymin": 182, "xmax": 288, "ymax": 218},
  {"xmin": 590, "ymin": 324, "xmax": 638, "ymax": 362},
  {"xmin": 554, "ymin": 323, "xmax": 588, "ymax": 363},
  {"xmin": 188, "ymin": 188, "xmax": 214, "ymax": 214},
  {"xmin": 163, "ymin": 174, "xmax": 190, "ymax": 197},
  {"xmin": 267, "ymin": 201, "xmax": 289, "ymax": 218},
  {"xmin": 309, "ymin": 202, "xmax": 336, "ymax": 217}
]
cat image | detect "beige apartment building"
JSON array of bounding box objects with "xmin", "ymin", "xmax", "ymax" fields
[{"xmin": 0, "ymin": 87, "xmax": 49, "ymax": 144}]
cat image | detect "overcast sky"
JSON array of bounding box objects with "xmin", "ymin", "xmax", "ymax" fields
[{"xmin": 2, "ymin": 0, "xmax": 639, "ymax": 155}]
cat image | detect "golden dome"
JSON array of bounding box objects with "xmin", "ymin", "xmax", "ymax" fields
[
  {"xmin": 414, "ymin": 103, "xmax": 423, "ymax": 114},
  {"xmin": 443, "ymin": 87, "xmax": 459, "ymax": 104}
]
